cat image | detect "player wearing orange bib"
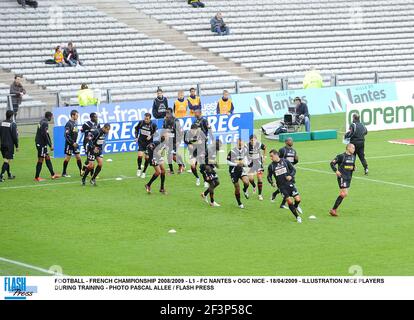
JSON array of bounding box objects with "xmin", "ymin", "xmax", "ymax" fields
[{"xmin": 173, "ymin": 90, "xmax": 189, "ymax": 118}]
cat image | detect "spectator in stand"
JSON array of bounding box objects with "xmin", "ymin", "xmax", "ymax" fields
[
  {"xmin": 54, "ymin": 46, "xmax": 65, "ymax": 67},
  {"xmin": 152, "ymin": 89, "xmax": 169, "ymax": 120},
  {"xmin": 187, "ymin": 88, "xmax": 202, "ymax": 117},
  {"xmin": 64, "ymin": 42, "xmax": 83, "ymax": 67},
  {"xmin": 174, "ymin": 90, "xmax": 189, "ymax": 118},
  {"xmin": 77, "ymin": 84, "xmax": 99, "ymax": 107},
  {"xmin": 294, "ymin": 97, "xmax": 311, "ymax": 132},
  {"xmin": 210, "ymin": 13, "xmax": 230, "ymax": 36},
  {"xmin": 303, "ymin": 67, "xmax": 324, "ymax": 89},
  {"xmin": 17, "ymin": 0, "xmax": 38, "ymax": 9},
  {"xmin": 9, "ymin": 75, "xmax": 26, "ymax": 119},
  {"xmin": 217, "ymin": 90, "xmax": 234, "ymax": 115},
  {"xmin": 188, "ymin": 0, "xmax": 205, "ymax": 8}
]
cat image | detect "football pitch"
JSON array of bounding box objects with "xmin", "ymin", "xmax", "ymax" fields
[{"xmin": 0, "ymin": 113, "xmax": 413, "ymax": 276}]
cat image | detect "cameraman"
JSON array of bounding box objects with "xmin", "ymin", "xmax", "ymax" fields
[{"xmin": 294, "ymin": 97, "xmax": 310, "ymax": 132}]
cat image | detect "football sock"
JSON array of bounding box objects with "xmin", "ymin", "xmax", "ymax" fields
[
  {"xmin": 160, "ymin": 173, "xmax": 165, "ymax": 189},
  {"xmin": 137, "ymin": 156, "xmax": 143, "ymax": 170},
  {"xmin": 35, "ymin": 161, "xmax": 42, "ymax": 179},
  {"xmin": 45, "ymin": 159, "xmax": 55, "ymax": 176},
  {"xmin": 288, "ymin": 204, "xmax": 298, "ymax": 218},
  {"xmin": 258, "ymin": 181, "xmax": 263, "ymax": 195},
  {"xmin": 62, "ymin": 160, "xmax": 69, "ymax": 175},
  {"xmin": 333, "ymin": 196, "xmax": 344, "ymax": 210},
  {"xmin": 92, "ymin": 165, "xmax": 102, "ymax": 180}
]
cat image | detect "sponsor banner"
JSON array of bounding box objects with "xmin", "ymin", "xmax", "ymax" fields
[
  {"xmin": 346, "ymin": 100, "xmax": 414, "ymax": 132},
  {"xmin": 232, "ymin": 82, "xmax": 398, "ymax": 120},
  {"xmin": 1, "ymin": 276, "xmax": 413, "ymax": 300},
  {"xmin": 395, "ymin": 80, "xmax": 414, "ymax": 101},
  {"xmin": 53, "ymin": 111, "xmax": 253, "ymax": 158},
  {"xmin": 54, "ymin": 96, "xmax": 221, "ymax": 128}
]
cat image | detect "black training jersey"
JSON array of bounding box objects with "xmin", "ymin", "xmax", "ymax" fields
[
  {"xmin": 81, "ymin": 121, "xmax": 100, "ymax": 146},
  {"xmin": 88, "ymin": 128, "xmax": 108, "ymax": 152},
  {"xmin": 0, "ymin": 120, "xmax": 18, "ymax": 148},
  {"xmin": 279, "ymin": 146, "xmax": 298, "ymax": 165},
  {"xmin": 267, "ymin": 159, "xmax": 296, "ymax": 188},
  {"xmin": 135, "ymin": 120, "xmax": 157, "ymax": 144},
  {"xmin": 64, "ymin": 119, "xmax": 79, "ymax": 146},
  {"xmin": 227, "ymin": 146, "xmax": 249, "ymax": 173},
  {"xmin": 194, "ymin": 117, "xmax": 210, "ymax": 137},
  {"xmin": 35, "ymin": 118, "xmax": 52, "ymax": 147},
  {"xmin": 331, "ymin": 153, "xmax": 356, "ymax": 179},
  {"xmin": 163, "ymin": 117, "xmax": 182, "ymax": 141},
  {"xmin": 248, "ymin": 141, "xmax": 266, "ymax": 162}
]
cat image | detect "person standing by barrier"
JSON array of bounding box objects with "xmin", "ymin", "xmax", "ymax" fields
[
  {"xmin": 173, "ymin": 91, "xmax": 189, "ymax": 118},
  {"xmin": 303, "ymin": 67, "xmax": 323, "ymax": 89},
  {"xmin": 0, "ymin": 110, "xmax": 19, "ymax": 182},
  {"xmin": 345, "ymin": 114, "xmax": 369, "ymax": 175},
  {"xmin": 77, "ymin": 84, "xmax": 99, "ymax": 107},
  {"xmin": 217, "ymin": 90, "xmax": 234, "ymax": 115},
  {"xmin": 152, "ymin": 88, "xmax": 169, "ymax": 120},
  {"xmin": 9, "ymin": 75, "xmax": 26, "ymax": 120},
  {"xmin": 187, "ymin": 88, "xmax": 201, "ymax": 117}
]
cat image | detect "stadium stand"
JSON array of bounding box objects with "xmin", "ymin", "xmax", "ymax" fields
[
  {"xmin": 129, "ymin": 0, "xmax": 414, "ymax": 88},
  {"xmin": 0, "ymin": 0, "xmax": 264, "ymax": 111}
]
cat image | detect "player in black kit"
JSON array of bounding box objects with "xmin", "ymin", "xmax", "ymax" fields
[
  {"xmin": 267, "ymin": 149, "xmax": 302, "ymax": 223},
  {"xmin": 247, "ymin": 134, "xmax": 266, "ymax": 201},
  {"xmin": 135, "ymin": 113, "xmax": 157, "ymax": 179},
  {"xmin": 82, "ymin": 123, "xmax": 111, "ymax": 186},
  {"xmin": 80, "ymin": 113, "xmax": 100, "ymax": 176},
  {"xmin": 163, "ymin": 109, "xmax": 184, "ymax": 174},
  {"xmin": 0, "ymin": 110, "xmax": 19, "ymax": 182},
  {"xmin": 200, "ymin": 139, "xmax": 222, "ymax": 207},
  {"xmin": 81, "ymin": 113, "xmax": 100, "ymax": 151},
  {"xmin": 329, "ymin": 143, "xmax": 356, "ymax": 217},
  {"xmin": 62, "ymin": 110, "xmax": 82, "ymax": 178},
  {"xmin": 145, "ymin": 131, "xmax": 169, "ymax": 194},
  {"xmin": 271, "ymin": 138, "xmax": 301, "ymax": 212},
  {"xmin": 227, "ymin": 139, "xmax": 250, "ymax": 209},
  {"xmin": 184, "ymin": 123, "xmax": 206, "ymax": 186},
  {"xmin": 34, "ymin": 112, "xmax": 60, "ymax": 182}
]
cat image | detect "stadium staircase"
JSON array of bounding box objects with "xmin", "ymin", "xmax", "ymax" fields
[{"xmin": 128, "ymin": 0, "xmax": 414, "ymax": 88}]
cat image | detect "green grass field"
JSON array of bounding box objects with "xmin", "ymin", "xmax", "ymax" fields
[{"xmin": 1, "ymin": 113, "xmax": 414, "ymax": 276}]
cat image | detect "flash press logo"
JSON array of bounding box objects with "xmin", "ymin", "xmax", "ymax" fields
[{"xmin": 3, "ymin": 277, "xmax": 37, "ymax": 300}]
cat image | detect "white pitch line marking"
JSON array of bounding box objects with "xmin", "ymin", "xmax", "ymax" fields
[
  {"xmin": 0, "ymin": 256, "xmax": 65, "ymax": 276},
  {"xmin": 298, "ymin": 166, "xmax": 414, "ymax": 189},
  {"xmin": 299, "ymin": 153, "xmax": 414, "ymax": 166},
  {"xmin": 0, "ymin": 176, "xmax": 136, "ymax": 191}
]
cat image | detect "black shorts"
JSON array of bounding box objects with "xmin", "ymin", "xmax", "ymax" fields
[
  {"xmin": 1, "ymin": 145, "xmax": 14, "ymax": 160},
  {"xmin": 337, "ymin": 176, "xmax": 352, "ymax": 189},
  {"xmin": 138, "ymin": 140, "xmax": 151, "ymax": 152},
  {"xmin": 36, "ymin": 144, "xmax": 49, "ymax": 158},
  {"xmin": 230, "ymin": 167, "xmax": 248, "ymax": 184},
  {"xmin": 86, "ymin": 148, "xmax": 103, "ymax": 162},
  {"xmin": 279, "ymin": 183, "xmax": 299, "ymax": 198},
  {"xmin": 65, "ymin": 143, "xmax": 80, "ymax": 156}
]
